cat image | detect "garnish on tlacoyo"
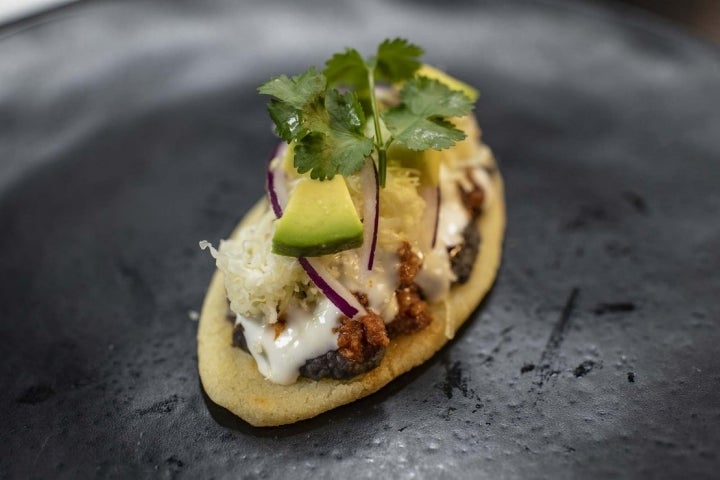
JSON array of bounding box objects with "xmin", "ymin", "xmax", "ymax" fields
[{"xmin": 198, "ymin": 39, "xmax": 506, "ymax": 427}]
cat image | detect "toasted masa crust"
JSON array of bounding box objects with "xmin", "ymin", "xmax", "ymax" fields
[{"xmin": 197, "ymin": 157, "xmax": 505, "ymax": 427}]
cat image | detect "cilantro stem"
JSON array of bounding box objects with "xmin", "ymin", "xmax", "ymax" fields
[{"xmin": 367, "ymin": 68, "xmax": 388, "ymax": 187}]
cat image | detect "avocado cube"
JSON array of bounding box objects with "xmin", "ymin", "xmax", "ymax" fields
[
  {"xmin": 388, "ymin": 144, "xmax": 441, "ymax": 187},
  {"xmin": 416, "ymin": 64, "xmax": 479, "ymax": 102},
  {"xmin": 272, "ymin": 176, "xmax": 364, "ymax": 257}
]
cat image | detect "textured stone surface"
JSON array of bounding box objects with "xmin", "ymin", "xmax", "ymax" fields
[{"xmin": 1, "ymin": 0, "xmax": 719, "ymax": 478}]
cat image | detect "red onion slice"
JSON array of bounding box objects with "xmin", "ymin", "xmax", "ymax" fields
[
  {"xmin": 266, "ymin": 144, "xmax": 366, "ymax": 319},
  {"xmin": 420, "ymin": 185, "xmax": 441, "ymax": 249},
  {"xmin": 266, "ymin": 143, "xmax": 289, "ymax": 217},
  {"xmin": 431, "ymin": 186, "xmax": 440, "ymax": 248},
  {"xmin": 298, "ymin": 258, "xmax": 365, "ymax": 318},
  {"xmin": 359, "ymin": 158, "xmax": 379, "ymax": 271}
]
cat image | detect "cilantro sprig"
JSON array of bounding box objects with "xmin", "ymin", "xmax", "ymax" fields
[{"xmin": 258, "ymin": 39, "xmax": 473, "ymax": 186}]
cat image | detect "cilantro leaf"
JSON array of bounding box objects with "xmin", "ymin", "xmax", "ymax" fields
[
  {"xmin": 323, "ymin": 48, "xmax": 369, "ymax": 92},
  {"xmin": 375, "ymin": 38, "xmax": 423, "ymax": 83},
  {"xmin": 295, "ymin": 131, "xmax": 373, "ymax": 180},
  {"xmin": 382, "ymin": 77, "xmax": 473, "ymax": 151},
  {"xmin": 257, "ymin": 67, "xmax": 326, "ymax": 109},
  {"xmin": 258, "ymin": 68, "xmax": 326, "ymax": 142},
  {"xmin": 266, "ymin": 100, "xmax": 305, "ymax": 142},
  {"xmin": 401, "ymin": 76, "xmax": 474, "ymax": 117},
  {"xmin": 294, "ymin": 89, "xmax": 373, "ymax": 180},
  {"xmin": 382, "ymin": 110, "xmax": 465, "ymax": 151},
  {"xmin": 326, "ymin": 88, "xmax": 366, "ymax": 132},
  {"xmin": 294, "ymin": 133, "xmax": 334, "ymax": 180}
]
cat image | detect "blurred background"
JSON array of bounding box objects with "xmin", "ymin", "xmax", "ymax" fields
[
  {"xmin": 2, "ymin": 0, "xmax": 719, "ymax": 43},
  {"xmin": 612, "ymin": 0, "xmax": 720, "ymax": 42}
]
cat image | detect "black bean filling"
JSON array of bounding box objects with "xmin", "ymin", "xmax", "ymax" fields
[
  {"xmin": 230, "ymin": 318, "xmax": 385, "ymax": 380},
  {"xmin": 448, "ymin": 220, "xmax": 481, "ymax": 284},
  {"xmin": 231, "ymin": 323, "xmax": 249, "ymax": 351},
  {"xmin": 299, "ymin": 346, "xmax": 386, "ymax": 380}
]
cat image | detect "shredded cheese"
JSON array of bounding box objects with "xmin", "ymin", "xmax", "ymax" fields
[{"xmin": 200, "ymin": 209, "xmax": 319, "ymax": 324}]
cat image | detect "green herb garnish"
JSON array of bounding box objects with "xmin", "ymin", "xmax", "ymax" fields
[{"xmin": 258, "ymin": 38, "xmax": 474, "ymax": 187}]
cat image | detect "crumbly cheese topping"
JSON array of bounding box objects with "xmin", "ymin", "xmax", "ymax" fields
[{"xmin": 200, "ymin": 209, "xmax": 320, "ymax": 325}]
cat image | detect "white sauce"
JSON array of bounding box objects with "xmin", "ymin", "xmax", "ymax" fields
[
  {"xmin": 469, "ymin": 166, "xmax": 494, "ymax": 209},
  {"xmin": 236, "ymin": 297, "xmax": 340, "ymax": 384},
  {"xmin": 415, "ymin": 246, "xmax": 455, "ymax": 303},
  {"xmin": 342, "ymin": 250, "xmax": 400, "ymax": 323},
  {"xmin": 437, "ymin": 164, "xmax": 472, "ymax": 248}
]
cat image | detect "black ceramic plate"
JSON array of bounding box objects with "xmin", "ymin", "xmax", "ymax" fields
[{"xmin": 2, "ymin": 0, "xmax": 719, "ymax": 478}]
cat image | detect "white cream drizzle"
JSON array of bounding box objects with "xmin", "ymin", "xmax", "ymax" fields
[
  {"xmin": 341, "ymin": 250, "xmax": 400, "ymax": 323},
  {"xmin": 437, "ymin": 164, "xmax": 471, "ymax": 248},
  {"xmin": 236, "ymin": 297, "xmax": 340, "ymax": 384},
  {"xmin": 415, "ymin": 245, "xmax": 455, "ymax": 303}
]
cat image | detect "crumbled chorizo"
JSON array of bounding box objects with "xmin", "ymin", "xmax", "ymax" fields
[
  {"xmin": 354, "ymin": 291, "xmax": 370, "ymax": 308},
  {"xmin": 387, "ymin": 285, "xmax": 432, "ymax": 337},
  {"xmin": 273, "ymin": 315, "xmax": 287, "ymax": 340},
  {"xmin": 388, "ymin": 242, "xmax": 434, "ymax": 337},
  {"xmin": 397, "ymin": 242, "xmax": 422, "ymax": 288},
  {"xmin": 337, "ymin": 311, "xmax": 389, "ymax": 363},
  {"xmin": 361, "ymin": 311, "xmax": 390, "ymax": 348},
  {"xmin": 337, "ymin": 319, "xmax": 365, "ymax": 363}
]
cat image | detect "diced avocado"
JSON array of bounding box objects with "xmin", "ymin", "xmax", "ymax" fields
[
  {"xmin": 388, "ymin": 144, "xmax": 442, "ymax": 187},
  {"xmin": 281, "ymin": 141, "xmax": 296, "ymax": 175},
  {"xmin": 416, "ymin": 64, "xmax": 479, "ymax": 102},
  {"xmin": 272, "ymin": 176, "xmax": 363, "ymax": 257}
]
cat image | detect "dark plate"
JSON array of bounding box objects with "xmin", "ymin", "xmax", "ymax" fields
[{"xmin": 2, "ymin": 0, "xmax": 719, "ymax": 478}]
